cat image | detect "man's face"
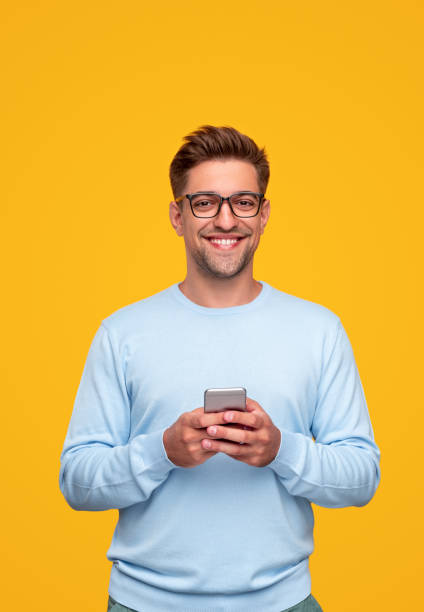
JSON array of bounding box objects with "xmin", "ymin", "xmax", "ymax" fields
[{"xmin": 170, "ymin": 159, "xmax": 270, "ymax": 279}]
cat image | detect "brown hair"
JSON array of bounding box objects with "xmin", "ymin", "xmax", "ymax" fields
[{"xmin": 169, "ymin": 125, "xmax": 270, "ymax": 199}]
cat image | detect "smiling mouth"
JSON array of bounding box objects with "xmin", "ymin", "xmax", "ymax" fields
[{"xmin": 203, "ymin": 237, "xmax": 246, "ymax": 250}]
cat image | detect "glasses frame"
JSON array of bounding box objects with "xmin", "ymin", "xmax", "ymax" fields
[{"xmin": 175, "ymin": 191, "xmax": 265, "ymax": 218}]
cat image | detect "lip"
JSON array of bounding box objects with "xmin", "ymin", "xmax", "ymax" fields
[{"xmin": 203, "ymin": 234, "xmax": 246, "ymax": 240}]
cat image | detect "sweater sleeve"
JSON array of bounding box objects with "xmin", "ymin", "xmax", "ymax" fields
[
  {"xmin": 268, "ymin": 319, "xmax": 381, "ymax": 508},
  {"xmin": 59, "ymin": 323, "xmax": 175, "ymax": 511}
]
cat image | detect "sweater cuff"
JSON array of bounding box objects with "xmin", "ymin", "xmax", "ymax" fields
[
  {"xmin": 267, "ymin": 428, "xmax": 307, "ymax": 479},
  {"xmin": 130, "ymin": 428, "xmax": 176, "ymax": 480}
]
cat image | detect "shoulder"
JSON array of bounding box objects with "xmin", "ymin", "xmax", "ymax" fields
[
  {"xmin": 99, "ymin": 284, "xmax": 174, "ymax": 339},
  {"xmin": 265, "ymin": 282, "xmax": 340, "ymax": 331}
]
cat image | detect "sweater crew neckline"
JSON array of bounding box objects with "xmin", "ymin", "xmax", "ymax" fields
[{"xmin": 169, "ymin": 280, "xmax": 271, "ymax": 315}]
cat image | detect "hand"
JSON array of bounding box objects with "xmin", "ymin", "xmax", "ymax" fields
[
  {"xmin": 163, "ymin": 407, "xmax": 230, "ymax": 468},
  {"xmin": 200, "ymin": 397, "xmax": 282, "ymax": 467}
]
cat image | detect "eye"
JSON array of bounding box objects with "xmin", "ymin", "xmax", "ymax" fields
[
  {"xmin": 232, "ymin": 197, "xmax": 256, "ymax": 208},
  {"xmin": 191, "ymin": 194, "xmax": 220, "ymax": 208},
  {"xmin": 195, "ymin": 200, "xmax": 214, "ymax": 207}
]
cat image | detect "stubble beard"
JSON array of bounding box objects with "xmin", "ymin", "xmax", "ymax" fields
[{"xmin": 190, "ymin": 239, "xmax": 257, "ymax": 279}]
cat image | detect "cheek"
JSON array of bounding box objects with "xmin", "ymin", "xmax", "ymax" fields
[
  {"xmin": 184, "ymin": 224, "xmax": 206, "ymax": 246},
  {"xmin": 251, "ymin": 224, "xmax": 262, "ymax": 240}
]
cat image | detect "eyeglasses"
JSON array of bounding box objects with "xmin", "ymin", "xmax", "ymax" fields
[{"xmin": 175, "ymin": 191, "xmax": 265, "ymax": 218}]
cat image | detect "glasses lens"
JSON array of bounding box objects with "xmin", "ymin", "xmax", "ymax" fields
[
  {"xmin": 191, "ymin": 193, "xmax": 221, "ymax": 217},
  {"xmin": 230, "ymin": 193, "xmax": 261, "ymax": 217}
]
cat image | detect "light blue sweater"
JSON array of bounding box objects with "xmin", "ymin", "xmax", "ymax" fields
[{"xmin": 59, "ymin": 281, "xmax": 381, "ymax": 612}]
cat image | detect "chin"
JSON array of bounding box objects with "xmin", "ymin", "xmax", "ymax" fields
[
  {"xmin": 197, "ymin": 253, "xmax": 253, "ymax": 279},
  {"xmin": 205, "ymin": 267, "xmax": 243, "ymax": 279}
]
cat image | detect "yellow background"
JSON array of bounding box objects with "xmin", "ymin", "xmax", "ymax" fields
[{"xmin": 1, "ymin": 1, "xmax": 422, "ymax": 610}]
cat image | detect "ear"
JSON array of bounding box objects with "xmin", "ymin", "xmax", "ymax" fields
[
  {"xmin": 260, "ymin": 199, "xmax": 270, "ymax": 235},
  {"xmin": 169, "ymin": 200, "xmax": 184, "ymax": 236}
]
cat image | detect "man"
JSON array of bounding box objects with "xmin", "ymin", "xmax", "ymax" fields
[{"xmin": 59, "ymin": 126, "xmax": 381, "ymax": 612}]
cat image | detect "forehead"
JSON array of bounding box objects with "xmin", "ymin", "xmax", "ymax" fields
[{"xmin": 184, "ymin": 159, "xmax": 259, "ymax": 194}]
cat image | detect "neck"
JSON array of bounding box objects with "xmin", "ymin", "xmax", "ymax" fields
[{"xmin": 178, "ymin": 268, "xmax": 262, "ymax": 308}]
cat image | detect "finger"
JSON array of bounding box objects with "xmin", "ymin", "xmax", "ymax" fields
[
  {"xmin": 222, "ymin": 423, "xmax": 254, "ymax": 431},
  {"xmin": 201, "ymin": 447, "xmax": 219, "ymax": 456},
  {"xmin": 245, "ymin": 397, "xmax": 265, "ymax": 412},
  {"xmin": 222, "ymin": 410, "xmax": 264, "ymax": 429},
  {"xmin": 189, "ymin": 409, "xmax": 228, "ymax": 429},
  {"xmin": 201, "ymin": 438, "xmax": 245, "ymax": 456},
  {"xmin": 206, "ymin": 424, "xmax": 253, "ymax": 444},
  {"xmin": 189, "ymin": 423, "xmax": 251, "ymax": 443}
]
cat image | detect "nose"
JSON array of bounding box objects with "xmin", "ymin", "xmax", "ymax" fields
[{"xmin": 213, "ymin": 199, "xmax": 238, "ymax": 230}]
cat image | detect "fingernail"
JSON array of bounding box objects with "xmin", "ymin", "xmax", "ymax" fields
[
  {"xmin": 204, "ymin": 439, "xmax": 212, "ymax": 449},
  {"xmin": 225, "ymin": 412, "xmax": 234, "ymax": 421},
  {"xmin": 208, "ymin": 426, "xmax": 217, "ymax": 435}
]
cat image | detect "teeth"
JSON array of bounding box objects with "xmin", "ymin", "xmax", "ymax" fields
[{"xmin": 210, "ymin": 239, "xmax": 239, "ymax": 245}]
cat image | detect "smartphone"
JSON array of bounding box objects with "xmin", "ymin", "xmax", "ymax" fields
[{"xmin": 204, "ymin": 387, "xmax": 247, "ymax": 413}]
